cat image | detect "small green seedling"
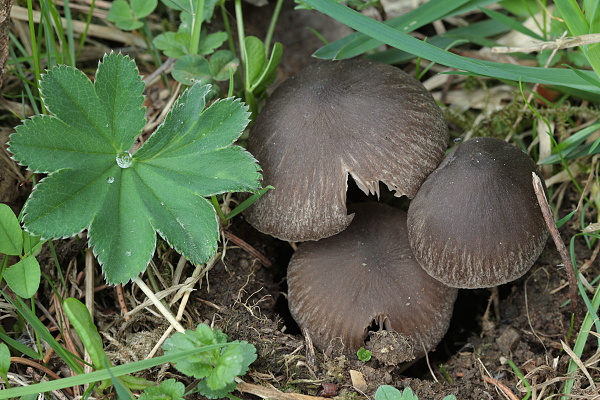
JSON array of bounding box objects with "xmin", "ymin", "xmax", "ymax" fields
[
  {"xmin": 107, "ymin": 0, "xmax": 158, "ymax": 31},
  {"xmin": 153, "ymin": 1, "xmax": 226, "ymax": 58},
  {"xmin": 172, "ymin": 51, "xmax": 240, "ymax": 89},
  {"xmin": 375, "ymin": 386, "xmax": 457, "ymax": 400},
  {"xmin": 9, "ymin": 53, "xmax": 261, "ymax": 285},
  {"xmin": 0, "ymin": 203, "xmax": 43, "ymax": 298},
  {"xmin": 356, "ymin": 347, "xmax": 372, "ymax": 362},
  {"xmin": 242, "ymin": 36, "xmax": 283, "ymax": 112},
  {"xmin": 163, "ymin": 324, "xmax": 257, "ymax": 399}
]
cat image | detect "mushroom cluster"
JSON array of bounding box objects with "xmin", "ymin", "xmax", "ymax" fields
[{"xmin": 245, "ymin": 59, "xmax": 548, "ymax": 358}]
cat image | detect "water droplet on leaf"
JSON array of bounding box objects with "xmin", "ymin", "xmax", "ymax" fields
[
  {"xmin": 116, "ymin": 151, "xmax": 133, "ymax": 168},
  {"xmin": 106, "ymin": 177, "xmax": 115, "ymax": 184}
]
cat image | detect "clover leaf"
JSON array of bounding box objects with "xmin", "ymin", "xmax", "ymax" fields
[{"xmin": 9, "ymin": 53, "xmax": 261, "ymax": 284}]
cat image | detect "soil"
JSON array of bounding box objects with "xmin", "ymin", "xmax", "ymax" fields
[{"xmin": 1, "ymin": 1, "xmax": 600, "ymax": 400}]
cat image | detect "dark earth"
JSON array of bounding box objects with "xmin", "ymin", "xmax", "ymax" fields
[{"xmin": 1, "ymin": 1, "xmax": 600, "ymax": 399}]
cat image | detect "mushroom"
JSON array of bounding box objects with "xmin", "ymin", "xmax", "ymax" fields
[
  {"xmin": 287, "ymin": 202, "xmax": 458, "ymax": 358},
  {"xmin": 245, "ymin": 58, "xmax": 448, "ymax": 242},
  {"xmin": 407, "ymin": 137, "xmax": 548, "ymax": 289}
]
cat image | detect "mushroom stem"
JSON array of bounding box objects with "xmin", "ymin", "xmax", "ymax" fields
[{"xmin": 532, "ymin": 172, "xmax": 580, "ymax": 323}]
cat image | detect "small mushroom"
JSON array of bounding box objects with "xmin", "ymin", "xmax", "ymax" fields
[
  {"xmin": 407, "ymin": 137, "xmax": 549, "ymax": 289},
  {"xmin": 287, "ymin": 202, "xmax": 458, "ymax": 357},
  {"xmin": 245, "ymin": 59, "xmax": 448, "ymax": 241}
]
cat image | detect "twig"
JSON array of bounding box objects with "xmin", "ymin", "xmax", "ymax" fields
[
  {"xmin": 532, "ymin": 173, "xmax": 580, "ymax": 321},
  {"xmin": 223, "ymin": 230, "xmax": 272, "ymax": 267},
  {"xmin": 115, "ymin": 284, "xmax": 130, "ymax": 321},
  {"xmin": 492, "ymin": 33, "xmax": 600, "ymax": 54},
  {"xmin": 10, "ymin": 357, "xmax": 74, "ymax": 396},
  {"xmin": 133, "ymin": 277, "xmax": 185, "ymax": 333},
  {"xmin": 84, "ymin": 249, "xmax": 95, "ymax": 377},
  {"xmin": 561, "ymin": 340, "xmax": 597, "ymax": 391},
  {"xmin": 483, "ymin": 376, "xmax": 520, "ymax": 400},
  {"xmin": 236, "ymin": 381, "xmax": 328, "ymax": 400}
]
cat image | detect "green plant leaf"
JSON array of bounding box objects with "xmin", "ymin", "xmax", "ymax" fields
[
  {"xmin": 244, "ymin": 36, "xmax": 267, "ymax": 86},
  {"xmin": 479, "ymin": 7, "xmax": 545, "ymax": 41},
  {"xmin": 163, "ymin": 324, "xmax": 257, "ymax": 397},
  {"xmin": 356, "ymin": 347, "xmax": 372, "ymax": 362},
  {"xmin": 63, "ymin": 298, "xmax": 112, "ymax": 370},
  {"xmin": 0, "ymin": 203, "xmax": 22, "ymax": 255},
  {"xmin": 209, "ymin": 50, "xmax": 239, "ymax": 81},
  {"xmin": 198, "ymin": 31, "xmax": 228, "ymax": 55},
  {"xmin": 172, "ymin": 54, "xmax": 213, "ymax": 85},
  {"xmin": 139, "ymin": 379, "xmax": 184, "ymax": 400},
  {"xmin": 375, "ymin": 385, "xmax": 403, "ymax": 400},
  {"xmin": 314, "ymin": 0, "xmax": 494, "ymax": 60},
  {"xmin": 9, "ymin": 53, "xmax": 260, "ymax": 284},
  {"xmin": 154, "ymin": 32, "xmax": 190, "ymax": 58},
  {"xmin": 305, "ymin": 0, "xmax": 600, "ymax": 94},
  {"xmin": 250, "ymin": 42, "xmax": 283, "ymax": 93},
  {"xmin": 0, "ymin": 341, "xmax": 228, "ymax": 399},
  {"xmin": 3, "ymin": 256, "xmax": 40, "ymax": 298},
  {"xmin": 131, "ymin": 0, "xmax": 157, "ymax": 19},
  {"xmin": 0, "ymin": 342, "xmax": 10, "ymax": 386},
  {"xmin": 107, "ymin": 0, "xmax": 144, "ymax": 31}
]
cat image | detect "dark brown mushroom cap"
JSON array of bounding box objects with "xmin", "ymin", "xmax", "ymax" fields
[
  {"xmin": 287, "ymin": 202, "xmax": 458, "ymax": 357},
  {"xmin": 407, "ymin": 137, "xmax": 549, "ymax": 289},
  {"xmin": 245, "ymin": 59, "xmax": 448, "ymax": 241}
]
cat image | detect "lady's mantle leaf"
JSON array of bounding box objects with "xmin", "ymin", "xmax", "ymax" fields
[{"xmin": 9, "ymin": 53, "xmax": 261, "ymax": 285}]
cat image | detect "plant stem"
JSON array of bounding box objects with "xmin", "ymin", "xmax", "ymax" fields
[
  {"xmin": 189, "ymin": 0, "xmax": 205, "ymax": 55},
  {"xmin": 264, "ymin": 0, "xmax": 284, "ymax": 53},
  {"xmin": 532, "ymin": 173, "xmax": 580, "ymax": 321},
  {"xmin": 133, "ymin": 277, "xmax": 185, "ymax": 333},
  {"xmin": 26, "ymin": 0, "xmax": 42, "ymax": 108}
]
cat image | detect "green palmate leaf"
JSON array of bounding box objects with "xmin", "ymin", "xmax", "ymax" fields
[
  {"xmin": 3, "ymin": 256, "xmax": 40, "ymax": 298},
  {"xmin": 0, "ymin": 203, "xmax": 22, "ymax": 255},
  {"xmin": 9, "ymin": 53, "xmax": 261, "ymax": 284}
]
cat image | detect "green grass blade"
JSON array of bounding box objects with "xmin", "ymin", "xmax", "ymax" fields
[
  {"xmin": 555, "ymin": 0, "xmax": 588, "ymax": 36},
  {"xmin": 369, "ymin": 19, "xmax": 509, "ymax": 64},
  {"xmin": 62, "ymin": 0, "xmax": 76, "ymax": 66},
  {"xmin": 323, "ymin": 0, "xmax": 473, "ymax": 59},
  {"xmin": 305, "ymin": 0, "xmax": 600, "ymax": 93},
  {"xmin": 0, "ymin": 343, "xmax": 234, "ymax": 399},
  {"xmin": 315, "ymin": 0, "xmax": 497, "ymax": 60},
  {"xmin": 0, "ymin": 331, "xmax": 42, "ymax": 359},
  {"xmin": 2, "ymin": 294, "xmax": 84, "ymax": 375},
  {"xmin": 479, "ymin": 7, "xmax": 545, "ymax": 41}
]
